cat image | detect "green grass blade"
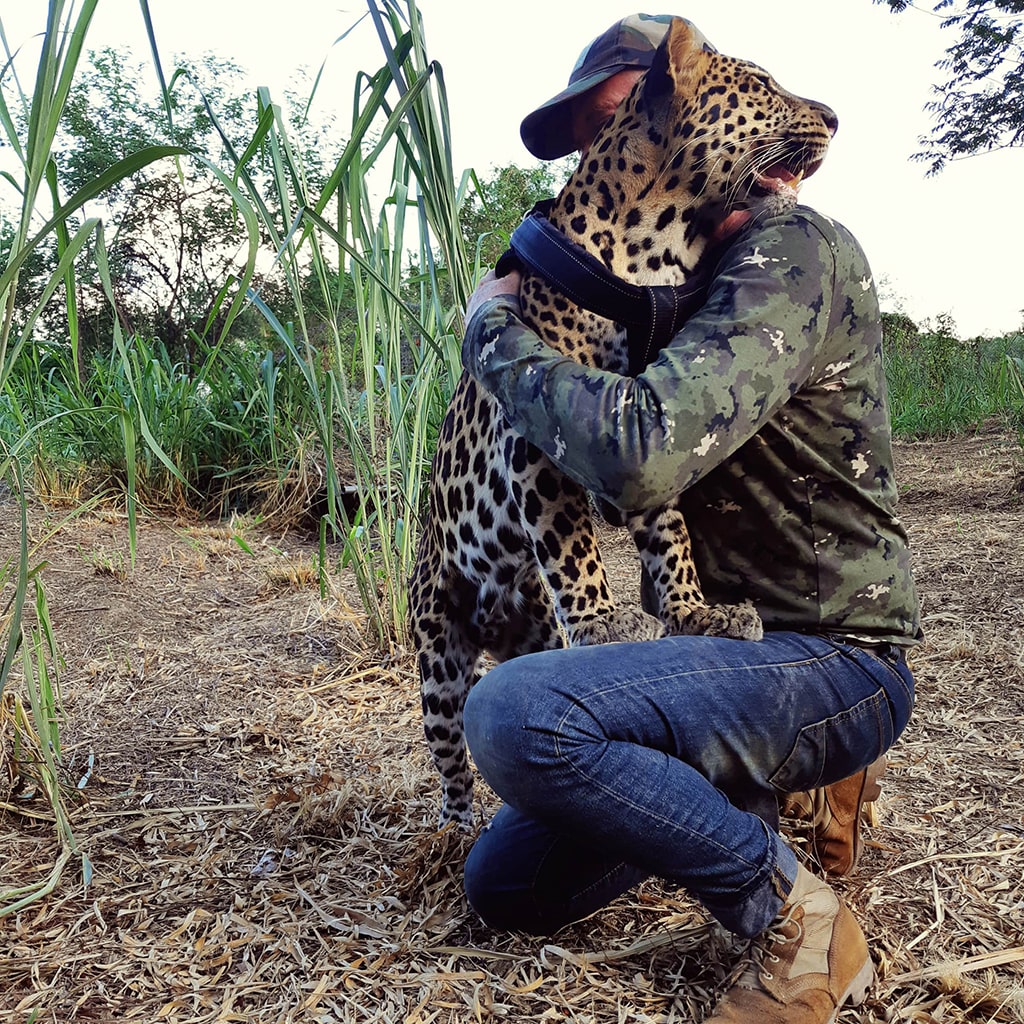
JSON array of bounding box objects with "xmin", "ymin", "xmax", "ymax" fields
[
  {"xmin": 136, "ymin": 0, "xmax": 173, "ymax": 130},
  {"xmin": 23, "ymin": 0, "xmax": 99, "ymax": 203},
  {"xmin": 44, "ymin": 158, "xmax": 82, "ymax": 377},
  {"xmin": 0, "ymin": 144, "xmax": 188, "ymax": 308},
  {"xmin": 2, "ymin": 216, "xmax": 100, "ymax": 397},
  {"xmin": 0, "ymin": 461, "xmax": 30, "ymax": 698}
]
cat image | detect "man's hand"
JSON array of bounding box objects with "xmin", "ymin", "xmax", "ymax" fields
[
  {"xmin": 711, "ymin": 209, "xmax": 753, "ymax": 244},
  {"xmin": 464, "ymin": 269, "xmax": 522, "ymax": 327}
]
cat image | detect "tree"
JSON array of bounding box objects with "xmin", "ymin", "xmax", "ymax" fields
[
  {"xmin": 878, "ymin": 0, "xmax": 1024, "ymax": 173},
  {"xmin": 459, "ymin": 158, "xmax": 577, "ymax": 271},
  {"xmin": 18, "ymin": 47, "xmax": 340, "ymax": 363},
  {"xmin": 401, "ymin": 159, "xmax": 575, "ymax": 333}
]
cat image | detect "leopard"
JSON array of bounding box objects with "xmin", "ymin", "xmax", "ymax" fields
[{"xmin": 409, "ymin": 17, "xmax": 839, "ymax": 826}]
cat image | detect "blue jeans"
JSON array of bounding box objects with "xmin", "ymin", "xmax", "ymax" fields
[{"xmin": 463, "ymin": 631, "xmax": 914, "ymax": 939}]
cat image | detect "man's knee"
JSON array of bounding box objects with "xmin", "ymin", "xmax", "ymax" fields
[{"xmin": 463, "ymin": 823, "xmax": 549, "ymax": 934}]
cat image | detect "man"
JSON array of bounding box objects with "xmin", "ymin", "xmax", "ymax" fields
[{"xmin": 459, "ymin": 14, "xmax": 920, "ymax": 1024}]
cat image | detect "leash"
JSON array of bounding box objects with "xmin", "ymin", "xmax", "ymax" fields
[{"xmin": 496, "ymin": 202, "xmax": 710, "ymax": 376}]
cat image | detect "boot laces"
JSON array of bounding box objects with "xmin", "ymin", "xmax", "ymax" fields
[{"xmin": 734, "ymin": 906, "xmax": 805, "ymax": 986}]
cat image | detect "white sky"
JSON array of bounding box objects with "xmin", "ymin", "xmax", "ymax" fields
[{"xmin": 5, "ymin": 1, "xmax": 1022, "ymax": 337}]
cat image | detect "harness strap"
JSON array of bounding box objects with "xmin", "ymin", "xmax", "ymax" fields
[{"xmin": 498, "ymin": 205, "xmax": 709, "ymax": 376}]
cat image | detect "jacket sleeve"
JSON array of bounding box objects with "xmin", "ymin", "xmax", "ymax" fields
[{"xmin": 461, "ymin": 212, "xmax": 838, "ymax": 510}]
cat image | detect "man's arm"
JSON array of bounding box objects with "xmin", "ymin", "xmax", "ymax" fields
[{"xmin": 462, "ymin": 212, "xmax": 838, "ymax": 511}]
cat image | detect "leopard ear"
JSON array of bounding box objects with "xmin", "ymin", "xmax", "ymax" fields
[{"xmin": 642, "ymin": 18, "xmax": 707, "ymax": 112}]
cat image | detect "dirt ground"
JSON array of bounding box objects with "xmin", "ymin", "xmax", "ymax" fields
[{"xmin": 2, "ymin": 427, "xmax": 1023, "ymax": 1023}]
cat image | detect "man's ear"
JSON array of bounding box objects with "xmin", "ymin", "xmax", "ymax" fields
[{"xmin": 642, "ymin": 18, "xmax": 706, "ymax": 113}]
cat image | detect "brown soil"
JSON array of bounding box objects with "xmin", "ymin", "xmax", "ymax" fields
[{"xmin": 2, "ymin": 427, "xmax": 1023, "ymax": 1023}]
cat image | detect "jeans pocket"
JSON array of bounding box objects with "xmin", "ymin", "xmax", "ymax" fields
[
  {"xmin": 768, "ymin": 688, "xmax": 896, "ymax": 792},
  {"xmin": 867, "ymin": 646, "xmax": 916, "ymax": 723}
]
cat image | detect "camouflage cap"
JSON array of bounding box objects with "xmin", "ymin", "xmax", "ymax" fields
[{"xmin": 520, "ymin": 14, "xmax": 717, "ymax": 160}]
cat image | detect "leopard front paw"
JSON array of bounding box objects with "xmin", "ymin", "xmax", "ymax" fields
[
  {"xmin": 678, "ymin": 601, "xmax": 764, "ymax": 641},
  {"xmin": 439, "ymin": 780, "xmax": 476, "ymax": 829},
  {"xmin": 439, "ymin": 806, "xmax": 475, "ymax": 830},
  {"xmin": 569, "ymin": 607, "xmax": 667, "ymax": 647}
]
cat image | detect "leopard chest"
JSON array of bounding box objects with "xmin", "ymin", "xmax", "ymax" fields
[
  {"xmin": 515, "ymin": 191, "xmax": 705, "ymax": 375},
  {"xmin": 517, "ymin": 268, "xmax": 628, "ymax": 372}
]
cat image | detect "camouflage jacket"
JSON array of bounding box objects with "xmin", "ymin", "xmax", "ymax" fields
[{"xmin": 462, "ymin": 205, "xmax": 922, "ymax": 645}]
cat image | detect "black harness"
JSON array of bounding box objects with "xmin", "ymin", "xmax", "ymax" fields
[{"xmin": 496, "ymin": 202, "xmax": 710, "ymax": 376}]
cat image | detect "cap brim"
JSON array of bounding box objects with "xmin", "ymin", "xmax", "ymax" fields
[
  {"xmin": 520, "ymin": 65, "xmax": 634, "ymax": 160},
  {"xmin": 520, "ymin": 17, "xmax": 718, "ymax": 160}
]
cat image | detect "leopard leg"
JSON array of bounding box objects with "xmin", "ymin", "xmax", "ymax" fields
[
  {"xmin": 626, "ymin": 503, "xmax": 763, "ymax": 641},
  {"xmin": 413, "ymin": 559, "xmax": 578, "ymax": 827},
  {"xmin": 410, "ymin": 567, "xmax": 483, "ymax": 827},
  {"xmin": 488, "ymin": 563, "xmax": 568, "ymax": 662},
  {"xmin": 503, "ymin": 430, "xmax": 664, "ymax": 647},
  {"xmin": 407, "ymin": 501, "xmax": 485, "ymax": 827},
  {"xmin": 411, "ymin": 485, "xmax": 574, "ymax": 825},
  {"xmin": 421, "ymin": 654, "xmax": 480, "ymax": 828}
]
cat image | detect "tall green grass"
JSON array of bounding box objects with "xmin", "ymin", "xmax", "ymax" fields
[
  {"xmin": 3, "ymin": 0, "xmax": 473, "ymax": 654},
  {"xmin": 2, "ymin": 1, "xmax": 474, "ymax": 916},
  {"xmin": 882, "ymin": 316, "xmax": 1024, "ymax": 438},
  {"xmin": 224, "ymin": 0, "xmax": 473, "ymax": 647},
  {"xmin": 0, "ymin": 0, "xmax": 211, "ymax": 916},
  {"xmin": 3, "ymin": 330, "xmax": 321, "ymax": 515}
]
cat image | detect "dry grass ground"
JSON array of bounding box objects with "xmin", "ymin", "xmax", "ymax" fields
[{"xmin": 2, "ymin": 427, "xmax": 1023, "ymax": 1023}]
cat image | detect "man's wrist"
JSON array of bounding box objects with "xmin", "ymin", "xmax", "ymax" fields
[{"xmin": 462, "ymin": 294, "xmax": 523, "ymax": 380}]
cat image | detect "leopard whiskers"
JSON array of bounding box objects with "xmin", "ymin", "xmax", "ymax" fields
[{"xmin": 722, "ymin": 135, "xmax": 817, "ymax": 210}]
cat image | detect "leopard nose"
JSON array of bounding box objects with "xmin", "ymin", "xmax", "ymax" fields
[{"xmin": 815, "ymin": 102, "xmax": 839, "ymax": 137}]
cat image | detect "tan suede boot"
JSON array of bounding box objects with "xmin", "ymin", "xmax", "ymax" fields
[
  {"xmin": 705, "ymin": 864, "xmax": 874, "ymax": 1024},
  {"xmin": 780, "ymin": 756, "xmax": 886, "ymax": 876}
]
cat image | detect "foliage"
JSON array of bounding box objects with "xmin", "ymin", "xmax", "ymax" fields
[
  {"xmin": 880, "ymin": 310, "xmax": 920, "ymax": 338},
  {"xmin": 0, "ymin": 492, "xmax": 84, "ymax": 921},
  {"xmin": 4, "ymin": 45, "xmax": 340, "ymax": 362},
  {"xmin": 876, "ymin": 0, "xmax": 1024, "ymax": 173},
  {"xmin": 881, "ymin": 313, "xmax": 1024, "ymax": 436},
  {"xmin": 55, "ymin": 47, "xmax": 250, "ymax": 198},
  {"xmin": 233, "ymin": 0, "xmax": 474, "ymax": 648},
  {"xmin": 403, "ymin": 159, "xmax": 571, "ymax": 324},
  {"xmin": 459, "ymin": 159, "xmax": 575, "ymax": 270},
  {"xmin": 3, "ymin": 0, "xmax": 473, "ymax": 651},
  {"xmin": 0, "ymin": 0, "xmax": 239, "ymax": 914},
  {"xmin": 3, "ymin": 332, "xmax": 318, "ymax": 515}
]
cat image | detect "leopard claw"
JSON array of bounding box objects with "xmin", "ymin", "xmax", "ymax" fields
[
  {"xmin": 677, "ymin": 600, "xmax": 764, "ymax": 641},
  {"xmin": 569, "ymin": 607, "xmax": 667, "ymax": 647}
]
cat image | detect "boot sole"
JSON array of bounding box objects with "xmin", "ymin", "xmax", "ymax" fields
[{"xmin": 830, "ymin": 955, "xmax": 875, "ymax": 1021}]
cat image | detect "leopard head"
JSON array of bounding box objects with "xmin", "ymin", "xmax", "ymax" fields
[
  {"xmin": 557, "ymin": 18, "xmax": 838, "ymax": 282},
  {"xmin": 643, "ymin": 19, "xmax": 837, "ymax": 206}
]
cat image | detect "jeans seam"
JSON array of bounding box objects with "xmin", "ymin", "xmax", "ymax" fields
[
  {"xmin": 861, "ymin": 647, "xmax": 915, "ymax": 705},
  {"xmin": 768, "ymin": 687, "xmax": 893, "ymax": 790},
  {"xmin": 552, "ymin": 645, "xmax": 842, "ymax": 701},
  {"xmin": 527, "ymin": 833, "xmax": 639, "ymax": 930},
  {"xmin": 838, "ymin": 644, "xmax": 916, "ymax": 734},
  {"xmin": 547, "ymin": 647, "xmax": 847, "ymax": 872},
  {"xmin": 528, "ymin": 836, "xmax": 560, "ymax": 924},
  {"xmin": 551, "ymin": 706, "xmax": 767, "ymax": 873},
  {"xmin": 568, "ymin": 861, "xmax": 634, "ymax": 909},
  {"xmin": 828, "ymin": 637, "xmax": 911, "ymax": 689}
]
